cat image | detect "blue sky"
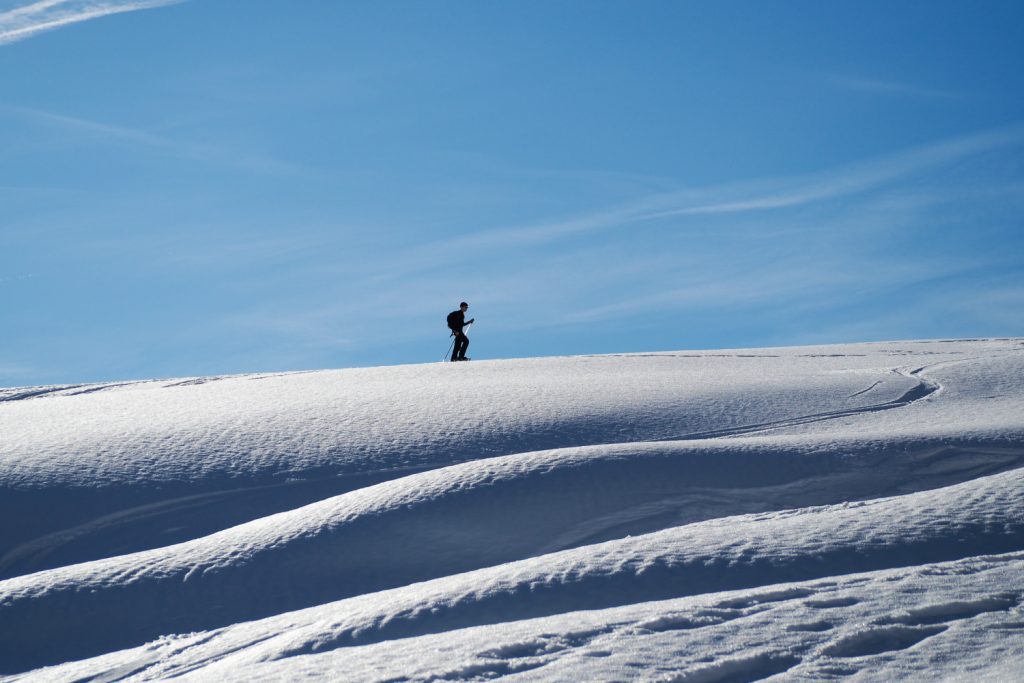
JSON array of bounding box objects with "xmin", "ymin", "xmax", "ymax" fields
[{"xmin": 2, "ymin": 0, "xmax": 1023, "ymax": 385}]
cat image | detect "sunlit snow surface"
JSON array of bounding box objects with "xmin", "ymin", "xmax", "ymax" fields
[{"xmin": 2, "ymin": 340, "xmax": 1024, "ymax": 680}]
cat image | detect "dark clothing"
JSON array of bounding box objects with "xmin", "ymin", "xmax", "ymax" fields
[
  {"xmin": 452, "ymin": 331, "xmax": 469, "ymax": 361},
  {"xmin": 447, "ymin": 309, "xmax": 466, "ymax": 333},
  {"xmin": 447, "ymin": 309, "xmax": 471, "ymax": 361}
]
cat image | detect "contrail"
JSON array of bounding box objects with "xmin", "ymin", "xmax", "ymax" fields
[{"xmin": 0, "ymin": 0, "xmax": 184, "ymax": 46}]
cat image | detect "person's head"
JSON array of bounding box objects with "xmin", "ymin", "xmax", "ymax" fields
[{"xmin": 460, "ymin": 302, "xmax": 469, "ymax": 312}]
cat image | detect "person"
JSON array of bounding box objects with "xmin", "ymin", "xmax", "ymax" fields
[{"xmin": 446, "ymin": 302, "xmax": 474, "ymax": 361}]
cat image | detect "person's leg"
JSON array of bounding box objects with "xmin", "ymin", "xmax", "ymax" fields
[
  {"xmin": 452, "ymin": 333, "xmax": 469, "ymax": 360},
  {"xmin": 452, "ymin": 333, "xmax": 468, "ymax": 361}
]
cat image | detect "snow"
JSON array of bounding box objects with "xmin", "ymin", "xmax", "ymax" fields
[{"xmin": 1, "ymin": 339, "xmax": 1023, "ymax": 680}]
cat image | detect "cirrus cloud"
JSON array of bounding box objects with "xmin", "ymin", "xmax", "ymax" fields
[{"xmin": 0, "ymin": 0, "xmax": 184, "ymax": 46}]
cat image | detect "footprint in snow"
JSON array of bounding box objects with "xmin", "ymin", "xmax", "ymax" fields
[
  {"xmin": 787, "ymin": 620, "xmax": 835, "ymax": 633},
  {"xmin": 991, "ymin": 621, "xmax": 1024, "ymax": 630},
  {"xmin": 477, "ymin": 628, "xmax": 607, "ymax": 661},
  {"xmin": 635, "ymin": 608, "xmax": 745, "ymax": 633},
  {"xmin": 439, "ymin": 658, "xmax": 546, "ymax": 681},
  {"xmin": 821, "ymin": 624, "xmax": 947, "ymax": 658},
  {"xmin": 805, "ymin": 596, "xmax": 860, "ymax": 609},
  {"xmin": 873, "ymin": 594, "xmax": 1019, "ymax": 626},
  {"xmin": 715, "ymin": 587, "xmax": 815, "ymax": 610},
  {"xmin": 667, "ymin": 652, "xmax": 801, "ymax": 683},
  {"xmin": 815, "ymin": 594, "xmax": 1020, "ymax": 661}
]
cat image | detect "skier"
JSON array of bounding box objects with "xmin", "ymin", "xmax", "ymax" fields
[{"xmin": 446, "ymin": 302, "xmax": 474, "ymax": 362}]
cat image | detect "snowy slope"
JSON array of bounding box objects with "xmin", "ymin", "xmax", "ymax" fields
[{"xmin": 1, "ymin": 339, "xmax": 1023, "ymax": 680}]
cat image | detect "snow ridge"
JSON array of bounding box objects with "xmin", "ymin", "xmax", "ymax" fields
[{"xmin": 1, "ymin": 339, "xmax": 1023, "ymax": 680}]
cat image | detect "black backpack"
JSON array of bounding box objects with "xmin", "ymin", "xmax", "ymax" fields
[{"xmin": 446, "ymin": 311, "xmax": 460, "ymax": 330}]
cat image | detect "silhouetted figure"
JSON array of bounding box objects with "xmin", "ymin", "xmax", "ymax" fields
[{"xmin": 446, "ymin": 302, "xmax": 474, "ymax": 361}]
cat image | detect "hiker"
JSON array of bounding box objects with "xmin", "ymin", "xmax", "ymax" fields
[{"xmin": 446, "ymin": 302, "xmax": 474, "ymax": 362}]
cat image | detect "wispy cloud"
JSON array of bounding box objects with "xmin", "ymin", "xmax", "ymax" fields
[
  {"xmin": 0, "ymin": 101, "xmax": 169, "ymax": 144},
  {"xmin": 826, "ymin": 74, "xmax": 961, "ymax": 99},
  {"xmin": 642, "ymin": 126, "xmax": 1018, "ymax": 219},
  {"xmin": 0, "ymin": 102, "xmax": 301, "ymax": 174},
  {"xmin": 0, "ymin": 0, "xmax": 182, "ymax": 46},
  {"xmin": 564, "ymin": 124, "xmax": 1024, "ymax": 223},
  {"xmin": 561, "ymin": 253, "xmax": 988, "ymax": 327},
  {"xmin": 375, "ymin": 123, "xmax": 1024, "ymax": 275}
]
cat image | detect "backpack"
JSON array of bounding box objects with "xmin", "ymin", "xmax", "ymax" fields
[{"xmin": 446, "ymin": 311, "xmax": 460, "ymax": 330}]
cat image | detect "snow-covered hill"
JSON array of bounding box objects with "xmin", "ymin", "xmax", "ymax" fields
[{"xmin": 2, "ymin": 339, "xmax": 1023, "ymax": 680}]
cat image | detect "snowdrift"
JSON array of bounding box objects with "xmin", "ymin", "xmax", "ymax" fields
[{"xmin": 1, "ymin": 339, "xmax": 1023, "ymax": 680}]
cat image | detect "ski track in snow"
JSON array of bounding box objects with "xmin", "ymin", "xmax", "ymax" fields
[{"xmin": 1, "ymin": 339, "xmax": 1024, "ymax": 680}]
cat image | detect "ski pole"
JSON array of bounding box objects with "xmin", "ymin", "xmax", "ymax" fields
[{"xmin": 443, "ymin": 334, "xmax": 456, "ymax": 362}]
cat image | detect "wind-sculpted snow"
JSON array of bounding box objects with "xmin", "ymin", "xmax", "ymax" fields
[
  {"xmin": 124, "ymin": 552, "xmax": 1024, "ymax": 682},
  {"xmin": 1, "ymin": 339, "xmax": 1023, "ymax": 679},
  {"xmin": 3, "ymin": 438, "xmax": 1022, "ymax": 670},
  {"xmin": 0, "ymin": 349, "xmax": 938, "ymax": 575}
]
